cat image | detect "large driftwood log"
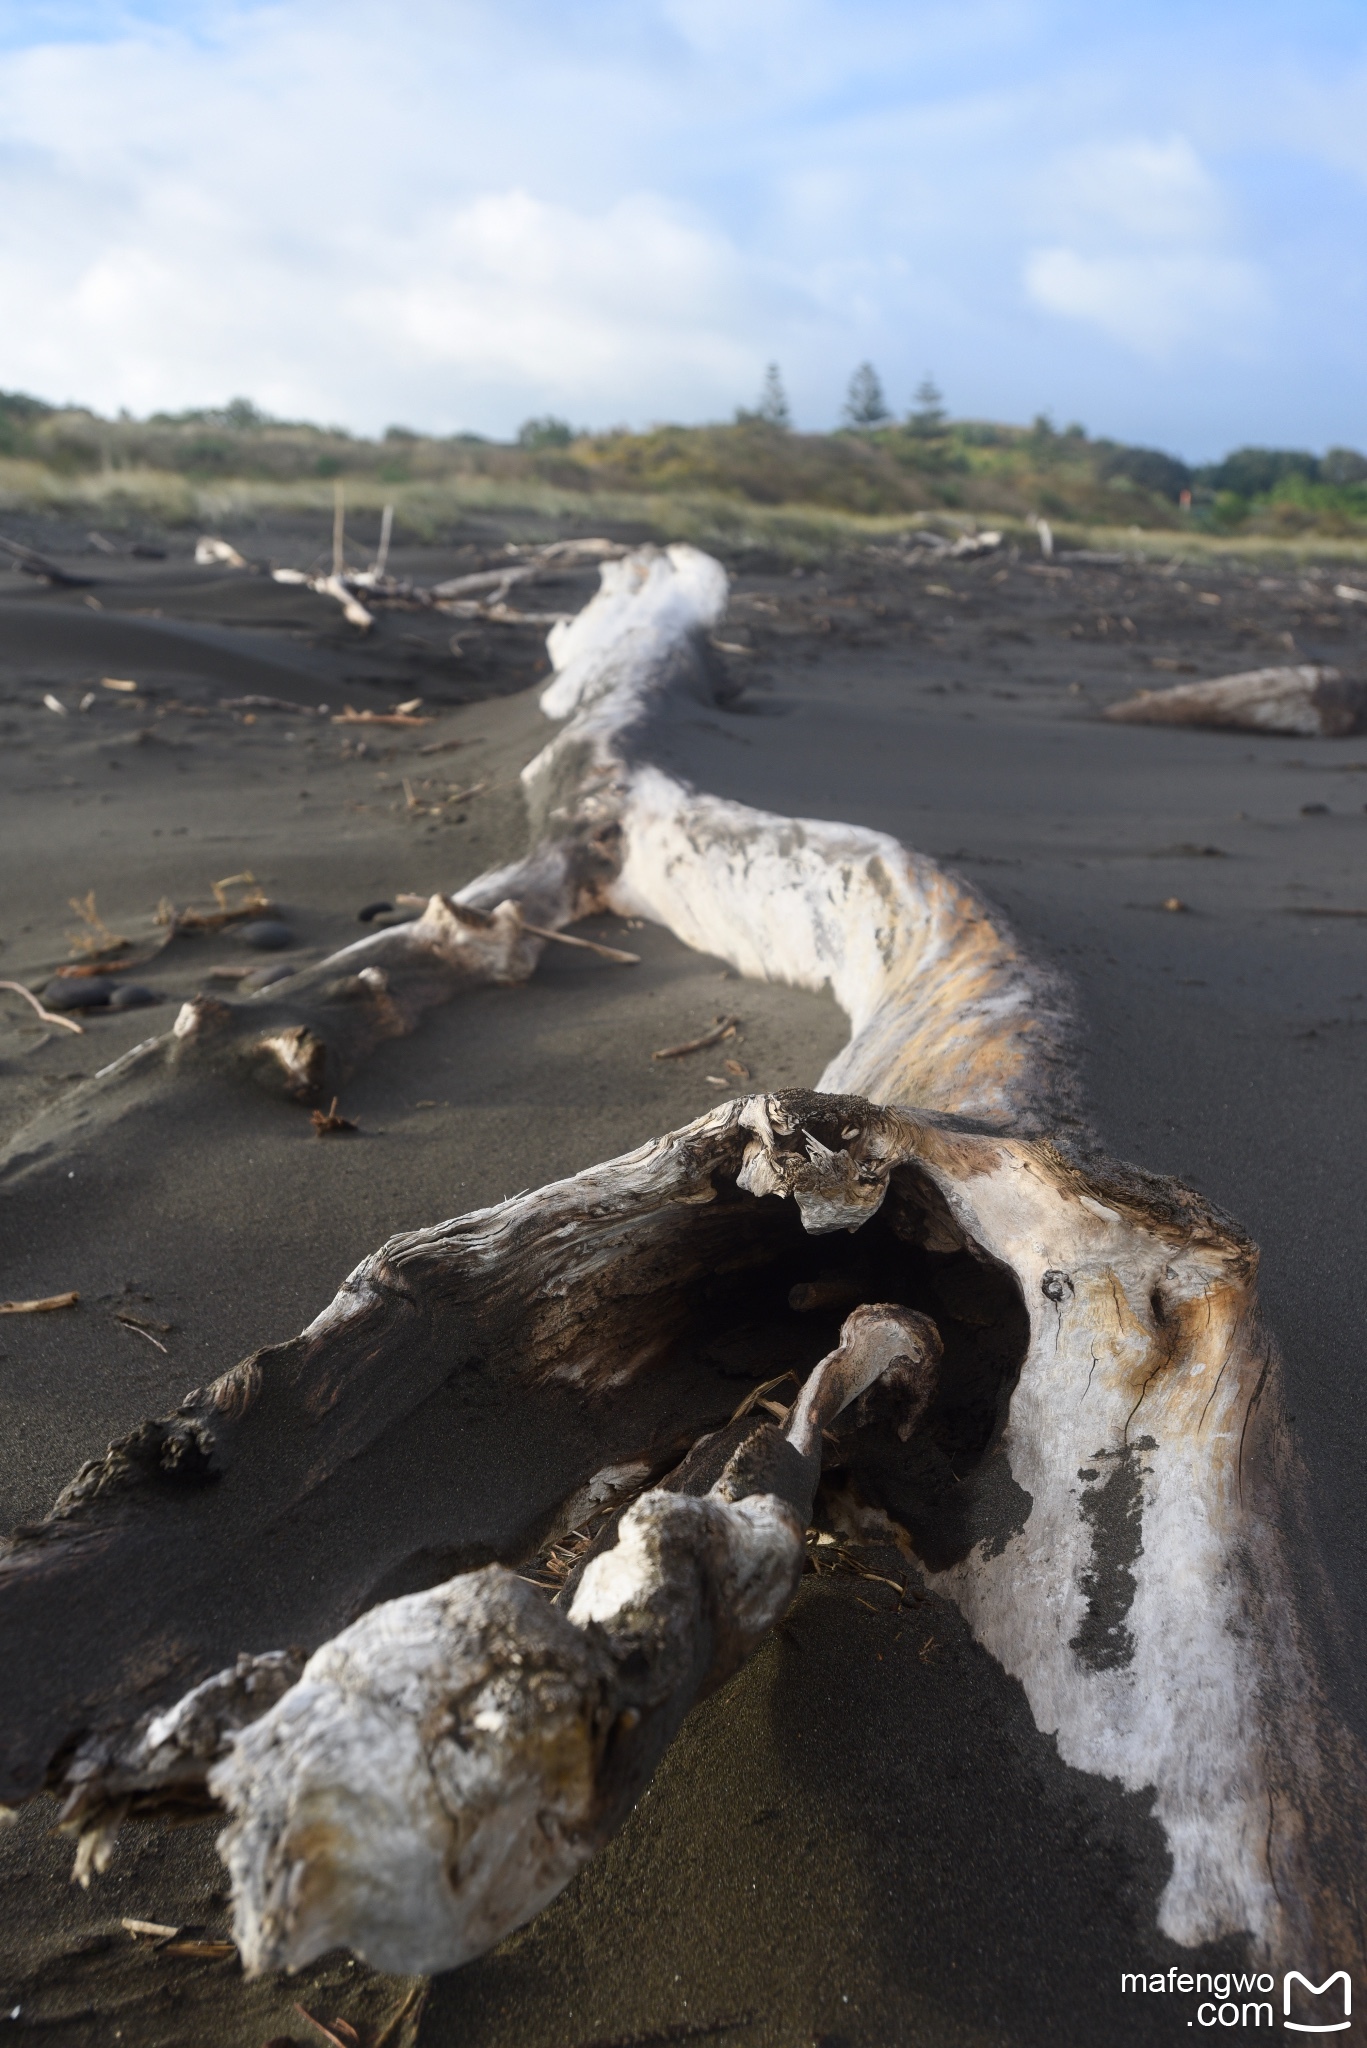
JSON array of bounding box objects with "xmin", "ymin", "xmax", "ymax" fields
[
  {"xmin": 1106, "ymin": 663, "xmax": 1367, "ymax": 736},
  {"xmin": 0, "ymin": 546, "xmax": 1361, "ymax": 1987},
  {"xmin": 1, "ymin": 542, "xmax": 1066, "ymax": 1183}
]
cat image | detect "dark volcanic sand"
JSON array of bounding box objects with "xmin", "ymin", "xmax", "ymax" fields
[{"xmin": 1, "ymin": 522, "xmax": 1364, "ymax": 2047}]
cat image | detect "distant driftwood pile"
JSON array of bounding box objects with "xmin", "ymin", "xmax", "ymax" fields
[
  {"xmin": 1107, "ymin": 662, "xmax": 1367, "ymax": 737},
  {"xmin": 0, "ymin": 550, "xmax": 1362, "ymax": 1988},
  {"xmin": 189, "ymin": 523, "xmax": 632, "ymax": 637}
]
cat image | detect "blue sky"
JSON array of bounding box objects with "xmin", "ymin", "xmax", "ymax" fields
[{"xmin": 0, "ymin": 1, "xmax": 1363, "ymax": 455}]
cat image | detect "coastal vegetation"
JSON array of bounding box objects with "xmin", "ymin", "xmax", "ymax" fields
[{"xmin": 1, "ymin": 382, "xmax": 1363, "ymax": 560}]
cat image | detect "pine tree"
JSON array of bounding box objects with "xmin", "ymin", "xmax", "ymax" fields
[
  {"xmin": 843, "ymin": 363, "xmax": 891, "ymax": 429},
  {"xmin": 755, "ymin": 363, "xmax": 791, "ymax": 429},
  {"xmin": 909, "ymin": 375, "xmax": 946, "ymax": 436}
]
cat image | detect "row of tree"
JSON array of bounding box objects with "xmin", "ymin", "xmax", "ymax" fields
[
  {"xmin": 733, "ymin": 362, "xmax": 942, "ymax": 434},
  {"xmin": 725, "ymin": 366, "xmax": 1367, "ymax": 506}
]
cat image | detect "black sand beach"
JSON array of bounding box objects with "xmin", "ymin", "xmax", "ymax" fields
[{"xmin": 1, "ymin": 525, "xmax": 1364, "ymax": 2046}]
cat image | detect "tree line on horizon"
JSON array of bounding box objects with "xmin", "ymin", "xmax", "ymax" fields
[{"xmin": 0, "ymin": 373, "xmax": 1363, "ymax": 538}]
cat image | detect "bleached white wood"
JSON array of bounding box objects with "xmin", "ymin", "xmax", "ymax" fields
[
  {"xmin": 1107, "ymin": 664, "xmax": 1364, "ymax": 737},
  {"xmin": 15, "ymin": 542, "xmax": 1359, "ymax": 1988}
]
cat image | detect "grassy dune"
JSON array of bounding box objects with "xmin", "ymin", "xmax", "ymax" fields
[{"xmin": 2, "ymin": 396, "xmax": 1366, "ymax": 564}]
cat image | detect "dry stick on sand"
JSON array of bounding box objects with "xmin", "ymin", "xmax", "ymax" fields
[
  {"xmin": 0, "ymin": 1292, "xmax": 79, "ymax": 1315},
  {"xmin": 112, "ymin": 1313, "xmax": 169, "ymax": 1354},
  {"xmin": 0, "ymin": 546, "xmax": 1362, "ymax": 1991},
  {"xmin": 393, "ymin": 894, "xmax": 639, "ymax": 964},
  {"xmin": 0, "ymin": 981, "xmax": 84, "ymax": 1035},
  {"xmin": 332, "ymin": 707, "xmax": 432, "ymax": 729},
  {"xmin": 653, "ymin": 1015, "xmax": 741, "ymax": 1060}
]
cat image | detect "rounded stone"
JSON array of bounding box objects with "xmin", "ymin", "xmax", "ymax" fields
[
  {"xmin": 41, "ymin": 976, "xmax": 117, "ymax": 1010},
  {"xmin": 109, "ymin": 984, "xmax": 160, "ymax": 1009},
  {"xmin": 237, "ymin": 920, "xmax": 296, "ymax": 951}
]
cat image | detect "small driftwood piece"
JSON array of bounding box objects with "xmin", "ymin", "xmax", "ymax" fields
[
  {"xmin": 0, "ymin": 543, "xmax": 1362, "ymax": 1989},
  {"xmin": 0, "ymin": 532, "xmax": 95, "ymax": 587},
  {"xmin": 1107, "ymin": 664, "xmax": 1367, "ymax": 737},
  {"xmin": 0, "ymin": 981, "xmax": 84, "ymax": 1035},
  {"xmin": 195, "ymin": 537, "xmax": 250, "ymax": 570},
  {"xmin": 270, "ymin": 568, "xmax": 373, "ymax": 631},
  {"xmin": 0, "ymin": 1292, "xmax": 79, "ymax": 1315},
  {"xmin": 653, "ymin": 1016, "xmax": 740, "ymax": 1060}
]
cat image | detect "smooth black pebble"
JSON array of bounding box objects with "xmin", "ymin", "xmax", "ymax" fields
[
  {"xmin": 357, "ymin": 901, "xmax": 393, "ymax": 923},
  {"xmin": 41, "ymin": 976, "xmax": 117, "ymax": 1010},
  {"xmin": 109, "ymin": 984, "xmax": 159, "ymax": 1009},
  {"xmin": 238, "ymin": 920, "xmax": 296, "ymax": 950}
]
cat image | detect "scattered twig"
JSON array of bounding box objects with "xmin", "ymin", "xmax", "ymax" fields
[
  {"xmin": 652, "ymin": 1015, "xmax": 740, "ymax": 1060},
  {"xmin": 112, "ymin": 1312, "xmax": 170, "ymax": 1353},
  {"xmin": 222, "ymin": 696, "xmax": 327, "ymax": 716},
  {"xmin": 805, "ymin": 1541, "xmax": 909, "ymax": 1605},
  {"xmin": 122, "ymin": 1917, "xmax": 180, "ymax": 1941},
  {"xmin": 372, "ymin": 1983, "xmax": 428, "ymax": 2048},
  {"xmin": 294, "ymin": 2005, "xmax": 362, "ymax": 2048},
  {"xmin": 0, "ymin": 1292, "xmax": 79, "ymax": 1315},
  {"xmin": 332, "ymin": 707, "xmax": 432, "ymax": 728},
  {"xmin": 311, "ymin": 1099, "xmax": 358, "ymax": 1137},
  {"xmin": 154, "ymin": 875, "xmax": 274, "ymax": 935},
  {"xmin": 0, "ymin": 981, "xmax": 84, "ymax": 1035},
  {"xmin": 162, "ymin": 1937, "xmax": 237, "ymax": 1960},
  {"xmin": 521, "ymin": 922, "xmax": 639, "ymax": 965},
  {"xmin": 729, "ymin": 1371, "xmax": 797, "ymax": 1424}
]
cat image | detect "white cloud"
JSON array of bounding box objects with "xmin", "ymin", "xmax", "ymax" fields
[
  {"xmin": 1024, "ymin": 247, "xmax": 1265, "ymax": 356},
  {"xmin": 1035, "ymin": 135, "xmax": 1227, "ymax": 244},
  {"xmin": 1021, "ymin": 132, "xmax": 1267, "ymax": 359},
  {"xmin": 349, "ymin": 191, "xmax": 765, "ymax": 412},
  {"xmin": 0, "ymin": 3, "xmax": 1359, "ymax": 446}
]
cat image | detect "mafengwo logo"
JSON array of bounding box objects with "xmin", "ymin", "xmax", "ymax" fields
[
  {"xmin": 1285, "ymin": 1972, "xmax": 1351, "ymax": 2033},
  {"xmin": 1119, "ymin": 1967, "xmax": 1352, "ymax": 2029}
]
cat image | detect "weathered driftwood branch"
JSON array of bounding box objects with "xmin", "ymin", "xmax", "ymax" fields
[
  {"xmin": 210, "ymin": 1302, "xmax": 938, "ymax": 1976},
  {"xmin": 4, "ymin": 1088, "xmax": 1359, "ymax": 1974},
  {"xmin": 0, "ymin": 531, "xmax": 95, "ymax": 587},
  {"xmin": 1107, "ymin": 663, "xmax": 1367, "ymax": 736},
  {"xmin": 0, "ymin": 544, "xmax": 1362, "ymax": 1987},
  {"xmin": 2, "ymin": 542, "xmax": 1064, "ymax": 1184}
]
